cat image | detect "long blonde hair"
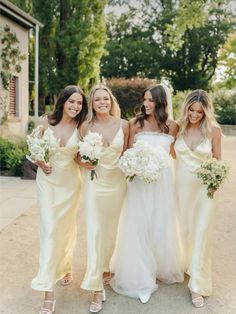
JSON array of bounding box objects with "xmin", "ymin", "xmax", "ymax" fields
[
  {"xmin": 178, "ymin": 89, "xmax": 220, "ymax": 138},
  {"xmin": 86, "ymin": 84, "xmax": 121, "ymax": 123}
]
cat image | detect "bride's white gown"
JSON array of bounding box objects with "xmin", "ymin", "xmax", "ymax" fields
[{"xmin": 110, "ymin": 132, "xmax": 184, "ymax": 298}]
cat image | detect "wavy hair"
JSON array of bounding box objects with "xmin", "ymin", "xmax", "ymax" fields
[
  {"xmin": 135, "ymin": 84, "xmax": 169, "ymax": 133},
  {"xmin": 86, "ymin": 84, "xmax": 121, "ymax": 123},
  {"xmin": 48, "ymin": 85, "xmax": 88, "ymax": 127},
  {"xmin": 177, "ymin": 89, "xmax": 220, "ymax": 138}
]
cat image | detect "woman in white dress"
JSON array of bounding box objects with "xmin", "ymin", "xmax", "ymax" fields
[
  {"xmin": 110, "ymin": 84, "xmax": 184, "ymax": 304},
  {"xmin": 174, "ymin": 90, "xmax": 221, "ymax": 307}
]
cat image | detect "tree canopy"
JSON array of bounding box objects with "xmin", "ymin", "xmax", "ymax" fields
[
  {"xmin": 102, "ymin": 0, "xmax": 234, "ymax": 92},
  {"xmin": 215, "ymin": 32, "xmax": 236, "ymax": 88},
  {"xmin": 11, "ymin": 0, "xmax": 107, "ymax": 101}
]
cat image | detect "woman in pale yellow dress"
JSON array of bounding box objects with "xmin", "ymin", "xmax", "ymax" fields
[
  {"xmin": 31, "ymin": 85, "xmax": 88, "ymax": 314},
  {"xmin": 174, "ymin": 90, "xmax": 221, "ymax": 308},
  {"xmin": 78, "ymin": 84, "xmax": 129, "ymax": 313}
]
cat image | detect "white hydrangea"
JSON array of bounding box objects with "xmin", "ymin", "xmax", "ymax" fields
[
  {"xmin": 78, "ymin": 131, "xmax": 103, "ymax": 180},
  {"xmin": 119, "ymin": 140, "xmax": 169, "ymax": 183},
  {"xmin": 78, "ymin": 131, "xmax": 103, "ymax": 162}
]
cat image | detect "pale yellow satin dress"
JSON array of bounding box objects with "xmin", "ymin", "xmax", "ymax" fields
[
  {"xmin": 31, "ymin": 127, "xmax": 82, "ymax": 291},
  {"xmin": 81, "ymin": 126, "xmax": 127, "ymax": 291},
  {"xmin": 174, "ymin": 136, "xmax": 215, "ymax": 296}
]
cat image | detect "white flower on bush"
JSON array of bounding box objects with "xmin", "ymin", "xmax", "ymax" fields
[{"xmin": 119, "ymin": 140, "xmax": 168, "ymax": 183}]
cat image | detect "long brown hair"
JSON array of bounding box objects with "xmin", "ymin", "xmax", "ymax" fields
[
  {"xmin": 135, "ymin": 84, "xmax": 169, "ymax": 133},
  {"xmin": 48, "ymin": 85, "xmax": 88, "ymax": 127}
]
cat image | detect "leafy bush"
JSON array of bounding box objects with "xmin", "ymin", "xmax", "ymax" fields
[
  {"xmin": 172, "ymin": 90, "xmax": 190, "ymax": 119},
  {"xmin": 27, "ymin": 119, "xmax": 36, "ymax": 133},
  {"xmin": 0, "ymin": 137, "xmax": 27, "ymax": 176},
  {"xmin": 212, "ymin": 88, "xmax": 236, "ymax": 125},
  {"xmin": 106, "ymin": 77, "xmax": 157, "ymax": 119}
]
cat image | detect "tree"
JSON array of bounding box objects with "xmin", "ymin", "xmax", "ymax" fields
[
  {"xmin": 214, "ymin": 32, "xmax": 236, "ymax": 88},
  {"xmin": 102, "ymin": 9, "xmax": 162, "ymax": 79},
  {"xmin": 160, "ymin": 0, "xmax": 234, "ymax": 91},
  {"xmin": 76, "ymin": 0, "xmax": 107, "ymax": 91},
  {"xmin": 102, "ymin": 0, "xmax": 234, "ymax": 91},
  {"xmin": 11, "ymin": 0, "xmax": 108, "ymax": 102}
]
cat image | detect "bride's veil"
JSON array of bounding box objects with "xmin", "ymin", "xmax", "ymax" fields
[{"xmin": 159, "ymin": 83, "xmax": 174, "ymax": 120}]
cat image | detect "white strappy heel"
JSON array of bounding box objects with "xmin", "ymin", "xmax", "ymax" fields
[
  {"xmin": 39, "ymin": 300, "xmax": 56, "ymax": 314},
  {"xmin": 191, "ymin": 291, "xmax": 204, "ymax": 308},
  {"xmin": 89, "ymin": 290, "xmax": 106, "ymax": 313}
]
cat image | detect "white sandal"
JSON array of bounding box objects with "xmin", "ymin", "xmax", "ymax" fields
[
  {"xmin": 90, "ymin": 290, "xmax": 106, "ymax": 313},
  {"xmin": 39, "ymin": 300, "xmax": 56, "ymax": 314},
  {"xmin": 191, "ymin": 292, "xmax": 204, "ymax": 308}
]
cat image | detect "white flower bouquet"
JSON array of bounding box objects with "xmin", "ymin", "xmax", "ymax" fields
[
  {"xmin": 78, "ymin": 131, "xmax": 103, "ymax": 180},
  {"xmin": 119, "ymin": 140, "xmax": 168, "ymax": 183},
  {"xmin": 26, "ymin": 125, "xmax": 60, "ymax": 163},
  {"xmin": 196, "ymin": 158, "xmax": 230, "ymax": 198}
]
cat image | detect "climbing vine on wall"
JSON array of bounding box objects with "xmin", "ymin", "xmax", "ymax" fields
[{"xmin": 0, "ymin": 25, "xmax": 26, "ymax": 90}]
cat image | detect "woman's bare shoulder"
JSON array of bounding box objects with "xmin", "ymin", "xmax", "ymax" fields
[
  {"xmin": 212, "ymin": 125, "xmax": 222, "ymax": 141},
  {"xmin": 121, "ymin": 118, "xmax": 129, "ymax": 128}
]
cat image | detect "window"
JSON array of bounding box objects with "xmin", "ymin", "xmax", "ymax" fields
[{"xmin": 8, "ymin": 76, "xmax": 19, "ymax": 117}]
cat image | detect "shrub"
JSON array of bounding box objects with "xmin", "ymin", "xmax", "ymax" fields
[
  {"xmin": 27, "ymin": 118, "xmax": 36, "ymax": 133},
  {"xmin": 106, "ymin": 77, "xmax": 157, "ymax": 119},
  {"xmin": 0, "ymin": 137, "xmax": 27, "ymax": 176},
  {"xmin": 212, "ymin": 88, "xmax": 236, "ymax": 125},
  {"xmin": 172, "ymin": 90, "xmax": 190, "ymax": 120}
]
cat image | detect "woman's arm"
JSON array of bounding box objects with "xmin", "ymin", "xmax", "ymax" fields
[
  {"xmin": 128, "ymin": 118, "xmax": 139, "ymax": 148},
  {"xmin": 168, "ymin": 120, "xmax": 179, "ymax": 159},
  {"xmin": 212, "ymin": 127, "xmax": 221, "ymax": 160},
  {"xmin": 121, "ymin": 119, "xmax": 129, "ymax": 153}
]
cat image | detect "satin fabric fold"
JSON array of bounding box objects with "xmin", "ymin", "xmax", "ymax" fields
[
  {"xmin": 174, "ymin": 136, "xmax": 215, "ymax": 296},
  {"xmin": 31, "ymin": 128, "xmax": 82, "ymax": 291},
  {"xmin": 81, "ymin": 127, "xmax": 127, "ymax": 291}
]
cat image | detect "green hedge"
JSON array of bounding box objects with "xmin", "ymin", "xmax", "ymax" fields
[
  {"xmin": 107, "ymin": 77, "xmax": 157, "ymax": 119},
  {"xmin": 0, "ymin": 137, "xmax": 27, "ymax": 176}
]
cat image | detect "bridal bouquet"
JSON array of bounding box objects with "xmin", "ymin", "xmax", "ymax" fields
[
  {"xmin": 26, "ymin": 125, "xmax": 60, "ymax": 163},
  {"xmin": 196, "ymin": 158, "xmax": 230, "ymax": 198},
  {"xmin": 119, "ymin": 140, "xmax": 168, "ymax": 183},
  {"xmin": 78, "ymin": 131, "xmax": 103, "ymax": 180}
]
